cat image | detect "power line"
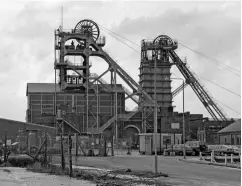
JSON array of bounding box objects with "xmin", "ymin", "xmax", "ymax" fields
[
  {"xmin": 214, "ymin": 98, "xmax": 241, "ymax": 115},
  {"xmin": 179, "ymin": 43, "xmax": 241, "ymax": 76},
  {"xmin": 179, "ymin": 42, "xmax": 240, "ymax": 73},
  {"xmin": 98, "ymin": 24, "xmax": 140, "ymax": 47},
  {"xmin": 100, "ymin": 27, "xmax": 140, "ymax": 54},
  {"xmin": 100, "ymin": 25, "xmax": 241, "ymax": 98},
  {"xmin": 197, "ymin": 75, "xmax": 241, "ymax": 98},
  {"xmin": 100, "ymin": 24, "xmax": 241, "ymax": 77}
]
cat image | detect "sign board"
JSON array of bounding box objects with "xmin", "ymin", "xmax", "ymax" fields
[
  {"xmin": 171, "ymin": 123, "xmax": 180, "ymax": 129},
  {"xmin": 7, "ymin": 140, "xmax": 11, "ymax": 146},
  {"xmin": 96, "ymin": 139, "xmax": 99, "ymax": 144}
]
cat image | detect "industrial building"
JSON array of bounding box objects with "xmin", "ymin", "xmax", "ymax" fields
[
  {"xmin": 0, "ymin": 117, "xmax": 56, "ymax": 144},
  {"xmin": 218, "ymin": 119, "xmax": 241, "ymax": 145},
  {"xmin": 26, "ymin": 83, "xmax": 125, "ymax": 136},
  {"xmin": 24, "ymin": 19, "xmax": 234, "ymax": 146}
]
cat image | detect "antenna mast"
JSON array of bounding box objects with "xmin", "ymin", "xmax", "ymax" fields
[{"xmin": 61, "ymin": 6, "xmax": 63, "ymax": 30}]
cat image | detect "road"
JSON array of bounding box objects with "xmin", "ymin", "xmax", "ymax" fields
[{"xmin": 55, "ymin": 154, "xmax": 241, "ymax": 186}]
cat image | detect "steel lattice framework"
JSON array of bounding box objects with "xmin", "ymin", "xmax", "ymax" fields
[
  {"xmin": 54, "ymin": 19, "xmax": 228, "ymax": 137},
  {"xmin": 169, "ymin": 50, "xmax": 228, "ymax": 121}
]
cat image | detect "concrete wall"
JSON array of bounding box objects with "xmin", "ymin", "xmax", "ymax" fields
[{"xmin": 218, "ymin": 132, "xmax": 241, "ymax": 145}]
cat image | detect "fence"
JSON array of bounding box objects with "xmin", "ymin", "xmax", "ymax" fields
[
  {"xmin": 0, "ymin": 132, "xmax": 133, "ymax": 176},
  {"xmin": 1, "ymin": 133, "xmax": 133, "ymax": 160},
  {"xmin": 73, "ymin": 137, "xmax": 132, "ymax": 156}
]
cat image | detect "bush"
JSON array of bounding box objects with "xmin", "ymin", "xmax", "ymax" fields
[{"xmin": 8, "ymin": 155, "xmax": 34, "ymax": 167}]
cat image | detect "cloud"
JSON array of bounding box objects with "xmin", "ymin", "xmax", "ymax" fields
[{"xmin": 0, "ymin": 1, "xmax": 240, "ymax": 121}]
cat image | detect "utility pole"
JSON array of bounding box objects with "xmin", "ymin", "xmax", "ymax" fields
[
  {"xmin": 44, "ymin": 131, "xmax": 47, "ymax": 166},
  {"xmin": 170, "ymin": 78, "xmax": 186, "ymax": 159},
  {"xmin": 68, "ymin": 134, "xmax": 73, "ymax": 177},
  {"xmin": 154, "ymin": 45, "xmax": 158, "ymax": 174},
  {"xmin": 4, "ymin": 130, "xmax": 7, "ymax": 167},
  {"xmin": 75, "ymin": 133, "xmax": 78, "ymax": 157},
  {"xmin": 60, "ymin": 122, "xmax": 65, "ymax": 171},
  {"xmin": 182, "ymin": 81, "xmax": 186, "ymax": 159}
]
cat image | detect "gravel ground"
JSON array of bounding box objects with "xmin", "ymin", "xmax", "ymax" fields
[{"xmin": 0, "ymin": 167, "xmax": 95, "ymax": 186}]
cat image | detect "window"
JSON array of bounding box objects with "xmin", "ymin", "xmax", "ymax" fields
[
  {"xmin": 231, "ymin": 136, "xmax": 234, "ymax": 145},
  {"xmin": 237, "ymin": 136, "xmax": 240, "ymax": 145},
  {"xmin": 163, "ymin": 136, "xmax": 171, "ymax": 145}
]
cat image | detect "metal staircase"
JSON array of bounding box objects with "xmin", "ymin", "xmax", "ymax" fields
[
  {"xmin": 172, "ymin": 82, "xmax": 188, "ymax": 98},
  {"xmin": 62, "ymin": 115, "xmax": 80, "ymax": 133},
  {"xmin": 99, "ymin": 115, "xmax": 116, "ymax": 132},
  {"xmin": 99, "ymin": 106, "xmax": 143, "ymax": 133}
]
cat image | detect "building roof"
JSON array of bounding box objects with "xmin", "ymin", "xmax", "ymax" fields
[
  {"xmin": 0, "ymin": 117, "xmax": 56, "ymax": 130},
  {"xmin": 218, "ymin": 119, "xmax": 241, "ymax": 134},
  {"xmin": 0, "ymin": 117, "xmax": 56, "ymax": 138},
  {"xmin": 26, "ymin": 83, "xmax": 61, "ymax": 95},
  {"xmin": 26, "ymin": 83, "xmax": 124, "ymax": 95}
]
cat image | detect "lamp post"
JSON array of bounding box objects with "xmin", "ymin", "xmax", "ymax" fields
[{"xmin": 171, "ymin": 77, "xmax": 186, "ymax": 159}]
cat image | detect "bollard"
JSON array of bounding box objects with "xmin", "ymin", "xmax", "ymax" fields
[
  {"xmin": 199, "ymin": 152, "xmax": 202, "ymax": 160},
  {"xmin": 239, "ymin": 152, "xmax": 241, "ymax": 165},
  {"xmin": 211, "ymin": 150, "xmax": 214, "ymax": 163},
  {"xmin": 225, "ymin": 154, "xmax": 227, "ymax": 165},
  {"xmin": 231, "ymin": 154, "xmax": 233, "ymax": 164}
]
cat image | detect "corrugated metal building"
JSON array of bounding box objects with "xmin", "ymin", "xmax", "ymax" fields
[{"xmin": 26, "ymin": 83, "xmax": 125, "ymax": 135}]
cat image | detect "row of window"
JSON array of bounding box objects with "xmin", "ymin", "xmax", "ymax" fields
[
  {"xmin": 30, "ymin": 101, "xmax": 123, "ymax": 108},
  {"xmin": 30, "ymin": 94, "xmax": 122, "ymax": 101},
  {"xmin": 30, "ymin": 106, "xmax": 123, "ymax": 115}
]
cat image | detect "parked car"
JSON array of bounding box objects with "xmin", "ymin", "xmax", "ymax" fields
[
  {"xmin": 166, "ymin": 144, "xmax": 194, "ymax": 156},
  {"xmin": 207, "ymin": 145, "xmax": 234, "ymax": 155},
  {"xmin": 228, "ymin": 145, "xmax": 241, "ymax": 155},
  {"xmin": 185, "ymin": 141, "xmax": 208, "ymax": 156}
]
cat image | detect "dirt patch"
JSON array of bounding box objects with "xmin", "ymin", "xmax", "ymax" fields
[
  {"xmin": 2, "ymin": 169, "xmax": 11, "ymax": 173},
  {"xmin": 27, "ymin": 163, "xmax": 172, "ymax": 186},
  {"xmin": 110, "ymin": 169, "xmax": 169, "ymax": 178}
]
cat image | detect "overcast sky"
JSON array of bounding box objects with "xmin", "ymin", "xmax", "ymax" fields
[{"xmin": 0, "ymin": 0, "xmax": 240, "ymax": 122}]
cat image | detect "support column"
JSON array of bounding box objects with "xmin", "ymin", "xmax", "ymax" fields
[
  {"xmin": 85, "ymin": 55, "xmax": 90, "ymax": 133},
  {"xmin": 142, "ymin": 107, "xmax": 147, "ymax": 133},
  {"xmin": 96, "ymin": 82, "xmax": 99, "ymax": 132},
  {"xmin": 114, "ymin": 69, "xmax": 118, "ymax": 139}
]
